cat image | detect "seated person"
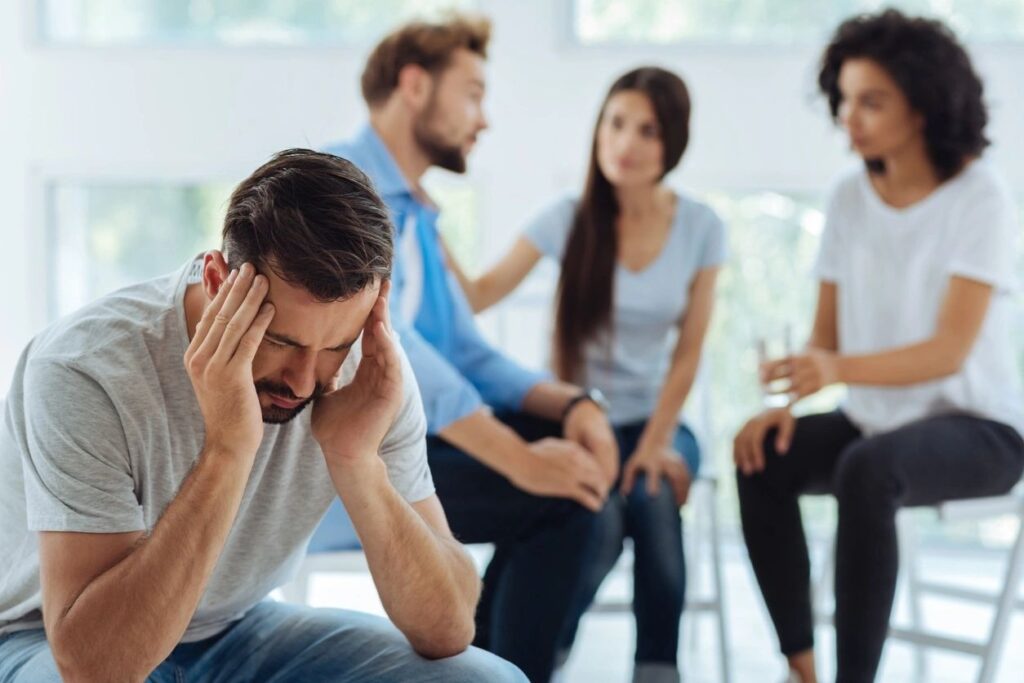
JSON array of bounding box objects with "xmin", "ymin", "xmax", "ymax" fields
[
  {"xmin": 733, "ymin": 11, "xmax": 1024, "ymax": 683},
  {"xmin": 448, "ymin": 66, "xmax": 724, "ymax": 683},
  {"xmin": 0, "ymin": 149, "xmax": 525, "ymax": 683},
  {"xmin": 318, "ymin": 14, "xmax": 619, "ymax": 682}
]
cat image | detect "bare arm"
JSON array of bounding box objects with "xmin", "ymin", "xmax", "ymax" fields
[
  {"xmin": 766, "ymin": 276, "xmax": 994, "ymax": 398},
  {"xmin": 638, "ymin": 268, "xmax": 720, "ymax": 447},
  {"xmin": 331, "ymin": 460, "xmax": 479, "ymax": 658},
  {"xmin": 619, "ymin": 268, "xmax": 719, "ymax": 504},
  {"xmin": 446, "ymin": 237, "xmax": 543, "ymax": 313},
  {"xmin": 807, "ymin": 281, "xmax": 839, "ymax": 352},
  {"xmin": 836, "ymin": 276, "xmax": 992, "ymax": 384},
  {"xmin": 41, "ymin": 452, "xmax": 254, "ymax": 681}
]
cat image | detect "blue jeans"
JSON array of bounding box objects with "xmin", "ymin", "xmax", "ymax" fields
[
  {"xmin": 427, "ymin": 411, "xmax": 600, "ymax": 683},
  {"xmin": 0, "ymin": 601, "xmax": 526, "ymax": 682},
  {"xmin": 560, "ymin": 421, "xmax": 700, "ymax": 673}
]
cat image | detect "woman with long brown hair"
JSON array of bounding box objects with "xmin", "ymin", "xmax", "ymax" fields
[{"xmin": 450, "ymin": 66, "xmax": 725, "ymax": 682}]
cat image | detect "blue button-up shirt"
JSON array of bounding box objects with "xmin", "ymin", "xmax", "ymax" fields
[{"xmin": 324, "ymin": 125, "xmax": 548, "ymax": 434}]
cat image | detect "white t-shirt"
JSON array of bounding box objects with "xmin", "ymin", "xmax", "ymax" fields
[
  {"xmin": 815, "ymin": 162, "xmax": 1024, "ymax": 437},
  {"xmin": 0, "ymin": 260, "xmax": 434, "ymax": 641}
]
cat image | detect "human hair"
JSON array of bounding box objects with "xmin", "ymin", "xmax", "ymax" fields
[
  {"xmin": 553, "ymin": 67, "xmax": 691, "ymax": 382},
  {"xmin": 818, "ymin": 9, "xmax": 989, "ymax": 179},
  {"xmin": 361, "ymin": 13, "xmax": 491, "ymax": 108},
  {"xmin": 222, "ymin": 148, "xmax": 393, "ymax": 302}
]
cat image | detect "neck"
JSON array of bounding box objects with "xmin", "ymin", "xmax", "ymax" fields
[
  {"xmin": 614, "ymin": 182, "xmax": 666, "ymax": 221},
  {"xmin": 369, "ymin": 108, "xmax": 432, "ymax": 190},
  {"xmin": 876, "ymin": 137, "xmax": 941, "ymax": 192}
]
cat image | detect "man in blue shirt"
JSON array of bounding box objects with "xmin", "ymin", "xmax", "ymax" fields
[{"xmin": 317, "ymin": 14, "xmax": 618, "ymax": 682}]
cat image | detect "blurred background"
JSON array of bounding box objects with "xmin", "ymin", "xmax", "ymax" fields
[{"xmin": 3, "ymin": 1, "xmax": 1024, "ymax": 680}]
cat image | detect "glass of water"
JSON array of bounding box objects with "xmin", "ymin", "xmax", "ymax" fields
[{"xmin": 756, "ymin": 324, "xmax": 793, "ymax": 408}]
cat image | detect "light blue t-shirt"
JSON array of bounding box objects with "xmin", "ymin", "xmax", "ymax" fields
[{"xmin": 524, "ymin": 193, "xmax": 727, "ymax": 425}]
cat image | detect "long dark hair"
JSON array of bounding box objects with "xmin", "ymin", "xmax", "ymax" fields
[
  {"xmin": 553, "ymin": 67, "xmax": 690, "ymax": 382},
  {"xmin": 818, "ymin": 9, "xmax": 989, "ymax": 180}
]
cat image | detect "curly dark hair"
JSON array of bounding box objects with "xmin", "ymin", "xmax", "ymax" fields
[{"xmin": 817, "ymin": 9, "xmax": 989, "ymax": 180}]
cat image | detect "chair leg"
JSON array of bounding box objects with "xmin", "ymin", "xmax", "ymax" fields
[
  {"xmin": 976, "ymin": 513, "xmax": 1024, "ymax": 683},
  {"xmin": 707, "ymin": 479, "xmax": 732, "ymax": 683}
]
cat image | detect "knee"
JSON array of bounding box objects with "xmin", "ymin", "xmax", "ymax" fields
[
  {"xmin": 833, "ymin": 442, "xmax": 896, "ymax": 504},
  {"xmin": 438, "ymin": 647, "xmax": 529, "ymax": 683}
]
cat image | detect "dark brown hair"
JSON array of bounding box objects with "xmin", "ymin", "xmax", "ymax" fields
[
  {"xmin": 361, "ymin": 14, "xmax": 491, "ymax": 107},
  {"xmin": 222, "ymin": 148, "xmax": 392, "ymax": 302},
  {"xmin": 818, "ymin": 9, "xmax": 989, "ymax": 180},
  {"xmin": 553, "ymin": 67, "xmax": 691, "ymax": 382}
]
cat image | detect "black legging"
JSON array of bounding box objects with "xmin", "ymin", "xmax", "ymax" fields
[{"xmin": 737, "ymin": 411, "xmax": 1024, "ymax": 683}]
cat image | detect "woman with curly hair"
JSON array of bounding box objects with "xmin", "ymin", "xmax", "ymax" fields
[{"xmin": 734, "ymin": 10, "xmax": 1024, "ymax": 683}]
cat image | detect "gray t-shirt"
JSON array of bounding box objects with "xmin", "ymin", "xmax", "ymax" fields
[
  {"xmin": 525, "ymin": 193, "xmax": 727, "ymax": 425},
  {"xmin": 0, "ymin": 260, "xmax": 434, "ymax": 641}
]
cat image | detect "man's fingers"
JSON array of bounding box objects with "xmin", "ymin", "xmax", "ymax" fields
[
  {"xmin": 197, "ymin": 265, "xmax": 258, "ymax": 361},
  {"xmin": 189, "ymin": 268, "xmax": 238, "ymax": 355},
  {"xmin": 216, "ymin": 275, "xmax": 270, "ymax": 365},
  {"xmin": 573, "ymin": 484, "xmax": 604, "ymax": 512},
  {"xmin": 233, "ymin": 303, "xmax": 276, "ymax": 365}
]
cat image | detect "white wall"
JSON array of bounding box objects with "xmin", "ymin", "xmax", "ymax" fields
[{"xmin": 4, "ymin": 0, "xmax": 1024, "ymax": 388}]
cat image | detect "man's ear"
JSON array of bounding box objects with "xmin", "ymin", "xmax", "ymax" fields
[
  {"xmin": 396, "ymin": 63, "xmax": 433, "ymax": 112},
  {"xmin": 202, "ymin": 251, "xmax": 231, "ymax": 300}
]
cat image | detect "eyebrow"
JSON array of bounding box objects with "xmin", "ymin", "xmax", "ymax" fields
[{"xmin": 264, "ymin": 330, "xmax": 358, "ymax": 353}]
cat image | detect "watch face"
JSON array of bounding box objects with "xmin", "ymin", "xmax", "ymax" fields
[{"xmin": 587, "ymin": 388, "xmax": 610, "ymax": 412}]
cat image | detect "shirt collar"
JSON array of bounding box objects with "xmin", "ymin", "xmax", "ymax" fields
[{"xmin": 350, "ymin": 123, "xmax": 414, "ymax": 200}]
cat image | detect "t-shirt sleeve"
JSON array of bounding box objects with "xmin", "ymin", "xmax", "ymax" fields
[
  {"xmin": 814, "ymin": 181, "xmax": 847, "ymax": 283},
  {"xmin": 698, "ymin": 206, "xmax": 728, "ymax": 268},
  {"xmin": 947, "ymin": 181, "xmax": 1019, "ymax": 291},
  {"xmin": 20, "ymin": 359, "xmax": 145, "ymax": 533},
  {"xmin": 521, "ymin": 196, "xmax": 578, "ymax": 260},
  {"xmin": 378, "ymin": 344, "xmax": 435, "ymax": 504}
]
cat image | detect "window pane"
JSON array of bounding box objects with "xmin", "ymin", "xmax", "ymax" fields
[
  {"xmin": 41, "ymin": 0, "xmax": 474, "ymax": 46},
  {"xmin": 48, "ymin": 182, "xmax": 230, "ymax": 317},
  {"xmin": 574, "ymin": 0, "xmax": 1024, "ymax": 45},
  {"xmin": 47, "ymin": 179, "xmax": 479, "ymax": 321}
]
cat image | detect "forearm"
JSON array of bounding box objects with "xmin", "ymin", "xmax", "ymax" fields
[
  {"xmin": 330, "ymin": 458, "xmax": 479, "ymax": 658},
  {"xmin": 438, "ymin": 408, "xmax": 531, "ymax": 481},
  {"xmin": 641, "ymin": 357, "xmax": 699, "ymax": 447},
  {"xmin": 49, "ymin": 450, "xmax": 252, "ymax": 681},
  {"xmin": 837, "ymin": 336, "xmax": 965, "ymax": 386},
  {"xmin": 521, "ymin": 380, "xmax": 577, "ymax": 423}
]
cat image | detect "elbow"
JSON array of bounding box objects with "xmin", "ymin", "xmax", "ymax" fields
[
  {"xmin": 49, "ymin": 623, "xmax": 149, "ymax": 683},
  {"xmin": 407, "ymin": 613, "xmax": 476, "ymax": 660}
]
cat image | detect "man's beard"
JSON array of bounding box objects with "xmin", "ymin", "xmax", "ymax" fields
[
  {"xmin": 254, "ymin": 380, "xmax": 325, "ymax": 424},
  {"xmin": 413, "ymin": 104, "xmax": 468, "ymax": 174}
]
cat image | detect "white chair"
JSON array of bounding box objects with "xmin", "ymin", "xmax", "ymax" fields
[{"xmin": 814, "ymin": 484, "xmax": 1024, "ymax": 683}]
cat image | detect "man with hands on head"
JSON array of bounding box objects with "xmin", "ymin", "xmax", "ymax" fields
[
  {"xmin": 0, "ymin": 149, "xmax": 526, "ymax": 683},
  {"xmin": 317, "ymin": 13, "xmax": 618, "ymax": 682}
]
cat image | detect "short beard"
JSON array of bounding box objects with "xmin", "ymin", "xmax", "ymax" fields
[
  {"xmin": 254, "ymin": 379, "xmax": 325, "ymax": 424},
  {"xmin": 413, "ymin": 101, "xmax": 467, "ymax": 174}
]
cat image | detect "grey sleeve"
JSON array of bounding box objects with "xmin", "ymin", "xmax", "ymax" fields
[
  {"xmin": 378, "ymin": 345, "xmax": 435, "ymax": 504},
  {"xmin": 21, "ymin": 359, "xmax": 145, "ymax": 533},
  {"xmin": 521, "ymin": 196, "xmax": 578, "ymax": 261}
]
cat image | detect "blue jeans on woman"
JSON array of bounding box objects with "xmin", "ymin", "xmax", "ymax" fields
[{"xmin": 559, "ymin": 421, "xmax": 701, "ymax": 683}]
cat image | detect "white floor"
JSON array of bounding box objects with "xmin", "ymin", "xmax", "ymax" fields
[{"xmin": 286, "ymin": 541, "xmax": 1024, "ymax": 683}]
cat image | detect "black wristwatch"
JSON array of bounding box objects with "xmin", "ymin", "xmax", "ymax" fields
[{"xmin": 561, "ymin": 387, "xmax": 610, "ymax": 422}]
